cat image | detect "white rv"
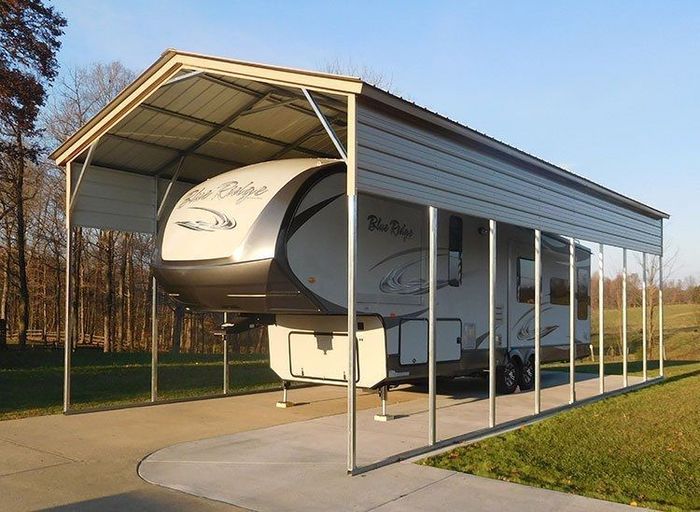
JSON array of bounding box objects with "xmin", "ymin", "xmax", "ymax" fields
[{"xmin": 154, "ymin": 158, "xmax": 591, "ymax": 394}]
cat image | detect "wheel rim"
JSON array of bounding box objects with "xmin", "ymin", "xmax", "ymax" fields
[
  {"xmin": 504, "ymin": 363, "xmax": 517, "ymax": 388},
  {"xmin": 523, "ymin": 361, "xmax": 534, "ymax": 384}
]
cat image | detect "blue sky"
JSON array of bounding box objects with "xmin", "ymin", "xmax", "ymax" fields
[{"xmin": 51, "ymin": 0, "xmax": 700, "ymax": 279}]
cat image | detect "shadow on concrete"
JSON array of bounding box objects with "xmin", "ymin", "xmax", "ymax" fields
[
  {"xmin": 399, "ymin": 370, "xmax": 597, "ymax": 401},
  {"xmin": 38, "ymin": 489, "xmax": 217, "ymax": 512}
]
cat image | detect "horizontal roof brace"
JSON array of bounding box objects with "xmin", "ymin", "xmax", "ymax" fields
[
  {"xmin": 238, "ymin": 98, "xmax": 298, "ymax": 116},
  {"xmin": 137, "ymin": 103, "xmax": 335, "ymax": 158},
  {"xmin": 102, "ymin": 133, "xmax": 245, "ymax": 171}
]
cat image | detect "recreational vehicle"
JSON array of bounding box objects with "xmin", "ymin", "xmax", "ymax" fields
[{"xmin": 154, "ymin": 158, "xmax": 591, "ymax": 394}]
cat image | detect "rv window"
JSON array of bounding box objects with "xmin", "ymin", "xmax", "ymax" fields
[
  {"xmin": 517, "ymin": 258, "xmax": 535, "ymax": 304},
  {"xmin": 577, "ymin": 268, "xmax": 590, "ymax": 320},
  {"xmin": 550, "ymin": 277, "xmax": 569, "ymax": 305},
  {"xmin": 448, "ymin": 216, "xmax": 463, "ymax": 286}
]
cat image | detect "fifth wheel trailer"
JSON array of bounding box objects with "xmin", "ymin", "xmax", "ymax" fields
[{"xmin": 154, "ymin": 157, "xmax": 591, "ymax": 394}]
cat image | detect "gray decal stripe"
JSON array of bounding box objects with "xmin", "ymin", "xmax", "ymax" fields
[
  {"xmin": 175, "ymin": 207, "xmax": 236, "ymax": 231},
  {"xmin": 287, "ymin": 193, "xmax": 343, "ymax": 238}
]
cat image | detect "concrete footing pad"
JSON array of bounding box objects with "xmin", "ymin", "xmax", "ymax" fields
[{"xmin": 139, "ymin": 372, "xmax": 647, "ymax": 512}]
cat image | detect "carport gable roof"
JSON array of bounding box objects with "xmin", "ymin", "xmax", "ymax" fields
[
  {"xmin": 50, "ymin": 49, "xmax": 362, "ymax": 183},
  {"xmin": 50, "ymin": 49, "xmax": 668, "ymax": 220}
]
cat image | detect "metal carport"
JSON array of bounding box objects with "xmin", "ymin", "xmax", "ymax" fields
[{"xmin": 50, "ymin": 49, "xmax": 669, "ymax": 474}]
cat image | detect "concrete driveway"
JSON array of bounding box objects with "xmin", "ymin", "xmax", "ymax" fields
[
  {"xmin": 0, "ymin": 385, "xmax": 406, "ymax": 511},
  {"xmin": 1, "ymin": 372, "xmax": 647, "ymax": 511},
  {"xmin": 139, "ymin": 372, "xmax": 647, "ymax": 512}
]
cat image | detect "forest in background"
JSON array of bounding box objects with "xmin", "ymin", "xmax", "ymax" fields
[{"xmin": 0, "ymin": 1, "xmax": 698, "ymax": 360}]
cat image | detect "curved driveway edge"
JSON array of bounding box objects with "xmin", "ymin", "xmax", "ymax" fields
[{"xmin": 139, "ymin": 373, "xmax": 646, "ymax": 512}]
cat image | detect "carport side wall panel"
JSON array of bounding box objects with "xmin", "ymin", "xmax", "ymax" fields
[
  {"xmin": 354, "ymin": 102, "xmax": 663, "ymax": 256},
  {"xmin": 70, "ymin": 164, "xmax": 192, "ymax": 234}
]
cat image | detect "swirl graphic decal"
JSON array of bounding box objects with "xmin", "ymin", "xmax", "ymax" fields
[
  {"xmin": 175, "ymin": 207, "xmax": 236, "ymax": 232},
  {"xmin": 512, "ymin": 305, "xmax": 559, "ymax": 342},
  {"xmin": 374, "ymin": 250, "xmax": 459, "ymax": 295}
]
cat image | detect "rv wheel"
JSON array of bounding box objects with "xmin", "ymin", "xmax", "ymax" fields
[
  {"xmin": 496, "ymin": 360, "xmax": 519, "ymax": 395},
  {"xmin": 518, "ymin": 357, "xmax": 535, "ymax": 391}
]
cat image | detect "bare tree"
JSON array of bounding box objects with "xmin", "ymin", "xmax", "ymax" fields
[
  {"xmin": 321, "ymin": 57, "xmax": 397, "ymax": 93},
  {"xmin": 0, "ymin": 0, "xmax": 66, "ymax": 347},
  {"xmin": 42, "ymin": 62, "xmax": 135, "ymax": 351},
  {"xmin": 638, "ymin": 244, "xmax": 678, "ymax": 360}
]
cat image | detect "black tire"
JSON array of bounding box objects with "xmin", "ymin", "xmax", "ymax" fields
[
  {"xmin": 518, "ymin": 356, "xmax": 535, "ymax": 391},
  {"xmin": 496, "ymin": 359, "xmax": 519, "ymax": 394}
]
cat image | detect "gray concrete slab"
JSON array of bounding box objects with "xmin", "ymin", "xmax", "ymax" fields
[
  {"xmin": 139, "ymin": 372, "xmax": 647, "ymax": 512},
  {"xmin": 0, "ymin": 383, "xmax": 419, "ymax": 511}
]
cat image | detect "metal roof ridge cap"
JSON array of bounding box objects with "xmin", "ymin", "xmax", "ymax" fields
[
  {"xmin": 169, "ymin": 48, "xmax": 364, "ymax": 83},
  {"xmin": 359, "ymin": 85, "xmax": 669, "ymax": 220}
]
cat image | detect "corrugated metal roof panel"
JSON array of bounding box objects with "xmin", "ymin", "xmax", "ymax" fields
[{"xmin": 196, "ymin": 130, "xmax": 279, "ymax": 163}]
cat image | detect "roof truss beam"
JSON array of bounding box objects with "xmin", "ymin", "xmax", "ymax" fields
[
  {"xmin": 138, "ymin": 103, "xmax": 336, "ymax": 159},
  {"xmin": 100, "ymin": 133, "xmax": 244, "ymax": 171},
  {"xmin": 200, "ymin": 73, "xmax": 347, "ymax": 121},
  {"xmin": 153, "ymin": 92, "xmax": 273, "ymax": 175}
]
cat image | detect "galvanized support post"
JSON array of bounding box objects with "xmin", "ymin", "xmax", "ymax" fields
[
  {"xmin": 428, "ymin": 206, "xmax": 438, "ymax": 445},
  {"xmin": 642, "ymin": 253, "xmax": 648, "ymax": 382},
  {"xmin": 534, "ymin": 229, "xmax": 542, "ymax": 415},
  {"xmin": 598, "ymin": 244, "xmax": 605, "ymax": 394},
  {"xmin": 346, "ymin": 94, "xmax": 357, "ymax": 474},
  {"xmin": 63, "ymin": 161, "xmax": 73, "ymax": 413},
  {"xmin": 622, "ymin": 248, "xmax": 628, "ymax": 387},
  {"xmin": 223, "ymin": 312, "xmax": 229, "ymax": 394},
  {"xmin": 151, "ymin": 276, "xmax": 158, "ymax": 402},
  {"xmin": 659, "ymin": 254, "xmax": 664, "ymax": 377},
  {"xmin": 569, "ymin": 237, "xmax": 576, "ymax": 404},
  {"xmin": 347, "ymin": 192, "xmax": 357, "ymax": 471},
  {"xmin": 488, "ymin": 220, "xmax": 497, "ymax": 428}
]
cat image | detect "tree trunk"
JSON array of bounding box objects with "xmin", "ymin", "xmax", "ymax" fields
[
  {"xmin": 171, "ymin": 304, "xmax": 184, "ymax": 354},
  {"xmin": 55, "ymin": 247, "xmax": 61, "ymax": 344},
  {"xmin": 0, "ymin": 252, "xmax": 7, "ymax": 350},
  {"xmin": 14, "ymin": 141, "xmax": 30, "ymax": 350},
  {"xmin": 126, "ymin": 237, "xmax": 134, "ymax": 349},
  {"xmin": 73, "ymin": 227, "xmax": 82, "ymax": 348},
  {"xmin": 102, "ymin": 231, "xmax": 115, "ymax": 352},
  {"xmin": 118, "ymin": 233, "xmax": 127, "ymax": 346}
]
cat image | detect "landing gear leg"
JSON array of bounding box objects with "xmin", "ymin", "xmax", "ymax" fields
[
  {"xmin": 374, "ymin": 385, "xmax": 394, "ymax": 422},
  {"xmin": 276, "ymin": 380, "xmax": 295, "ymax": 408}
]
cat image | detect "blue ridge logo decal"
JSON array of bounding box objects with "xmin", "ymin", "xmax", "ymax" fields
[{"xmin": 175, "ymin": 207, "xmax": 236, "ymax": 232}]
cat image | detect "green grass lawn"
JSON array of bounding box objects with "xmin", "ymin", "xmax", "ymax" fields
[
  {"xmin": 423, "ymin": 360, "xmax": 700, "ymax": 511},
  {"xmin": 590, "ymin": 303, "xmax": 700, "ymax": 361},
  {"xmin": 0, "ymin": 350, "xmax": 280, "ymax": 420}
]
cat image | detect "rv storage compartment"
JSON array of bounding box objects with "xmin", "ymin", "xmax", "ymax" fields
[{"xmin": 269, "ymin": 315, "xmax": 388, "ymax": 388}]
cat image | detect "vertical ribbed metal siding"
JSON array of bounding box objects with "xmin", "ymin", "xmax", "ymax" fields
[{"xmin": 356, "ymin": 103, "xmax": 662, "ymax": 255}]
